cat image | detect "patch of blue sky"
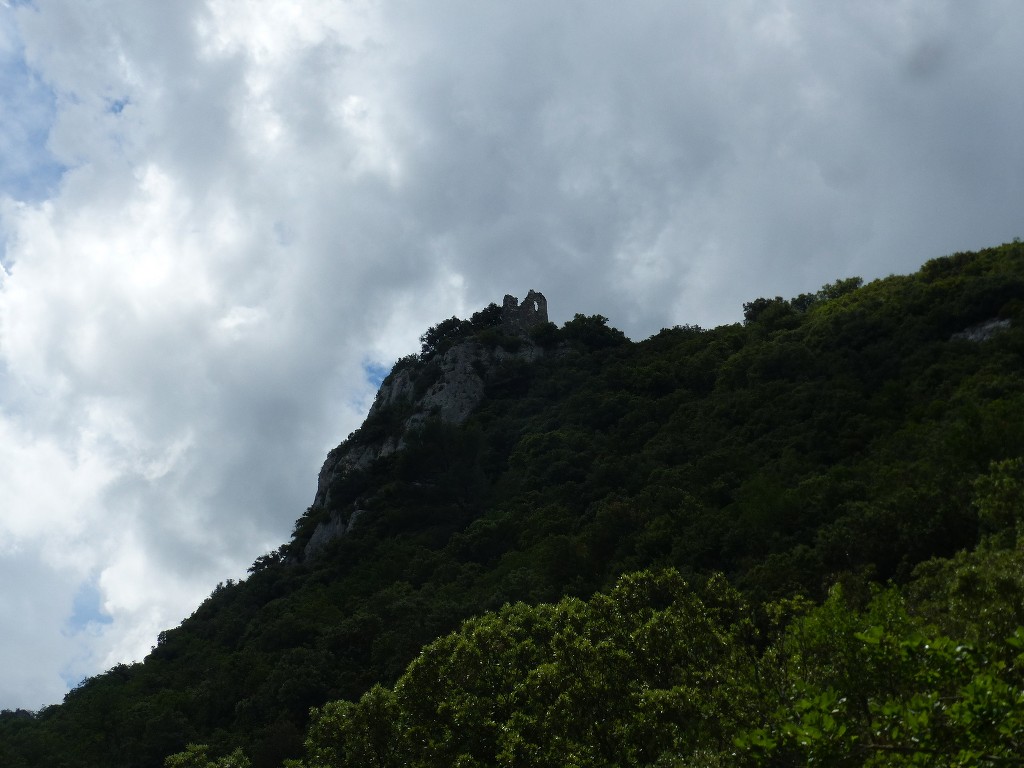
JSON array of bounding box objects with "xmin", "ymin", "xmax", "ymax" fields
[
  {"xmin": 363, "ymin": 361, "xmax": 391, "ymax": 389},
  {"xmin": 60, "ymin": 671, "xmax": 83, "ymax": 691},
  {"xmin": 0, "ymin": 227, "xmax": 6, "ymax": 272},
  {"xmin": 58, "ymin": 580, "xmax": 114, "ymax": 689},
  {"xmin": 0, "ymin": 11, "xmax": 66, "ymax": 203},
  {"xmin": 66, "ymin": 579, "xmax": 113, "ymax": 634}
]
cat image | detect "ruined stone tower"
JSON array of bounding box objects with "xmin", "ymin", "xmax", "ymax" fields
[{"xmin": 501, "ymin": 290, "xmax": 549, "ymax": 335}]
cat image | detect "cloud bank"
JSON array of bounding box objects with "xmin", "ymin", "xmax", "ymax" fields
[{"xmin": 0, "ymin": 0, "xmax": 1022, "ymax": 708}]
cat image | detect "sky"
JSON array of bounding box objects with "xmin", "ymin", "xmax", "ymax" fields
[{"xmin": 0, "ymin": 0, "xmax": 1022, "ymax": 710}]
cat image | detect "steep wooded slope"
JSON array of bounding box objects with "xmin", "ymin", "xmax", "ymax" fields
[{"xmin": 2, "ymin": 242, "xmax": 1022, "ymax": 768}]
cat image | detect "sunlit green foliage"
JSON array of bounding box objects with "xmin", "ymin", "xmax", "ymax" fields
[
  {"xmin": 299, "ymin": 570, "xmax": 761, "ymax": 768},
  {"xmin": 165, "ymin": 744, "xmax": 251, "ymax": 768},
  {"xmin": 737, "ymin": 581, "xmax": 1024, "ymax": 767},
  {"xmin": 294, "ymin": 554, "xmax": 1024, "ymax": 767}
]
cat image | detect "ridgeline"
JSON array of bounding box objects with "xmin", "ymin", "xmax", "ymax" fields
[{"xmin": 3, "ymin": 243, "xmax": 1024, "ymax": 767}]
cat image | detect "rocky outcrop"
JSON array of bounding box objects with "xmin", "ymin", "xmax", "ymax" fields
[
  {"xmin": 303, "ymin": 508, "xmax": 364, "ymax": 559},
  {"xmin": 951, "ymin": 318, "xmax": 1012, "ymax": 342},
  {"xmin": 311, "ymin": 292, "xmax": 548, "ymax": 516}
]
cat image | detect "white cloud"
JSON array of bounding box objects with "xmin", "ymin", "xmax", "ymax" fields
[{"xmin": 0, "ymin": 0, "xmax": 1023, "ymax": 710}]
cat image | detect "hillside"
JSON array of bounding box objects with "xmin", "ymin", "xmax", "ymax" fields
[{"xmin": 2, "ymin": 242, "xmax": 1023, "ymax": 767}]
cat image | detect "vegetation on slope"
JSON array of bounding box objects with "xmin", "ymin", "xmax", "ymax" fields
[
  {"xmin": 291, "ymin": 546, "xmax": 1024, "ymax": 767},
  {"xmin": 1, "ymin": 242, "xmax": 1022, "ymax": 767}
]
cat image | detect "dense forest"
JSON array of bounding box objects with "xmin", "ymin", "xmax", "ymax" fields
[{"xmin": 2, "ymin": 242, "xmax": 1023, "ymax": 767}]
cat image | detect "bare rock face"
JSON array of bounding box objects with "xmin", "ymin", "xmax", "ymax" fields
[
  {"xmin": 303, "ymin": 508, "xmax": 364, "ymax": 560},
  {"xmin": 415, "ymin": 341, "xmax": 489, "ymax": 424},
  {"xmin": 303, "ymin": 292, "xmax": 550, "ymax": 559},
  {"xmin": 951, "ymin": 318, "xmax": 1012, "ymax": 342},
  {"xmin": 311, "ymin": 292, "xmax": 548, "ymax": 517}
]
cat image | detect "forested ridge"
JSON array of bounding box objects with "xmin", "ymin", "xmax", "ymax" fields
[{"xmin": 3, "ymin": 242, "xmax": 1024, "ymax": 767}]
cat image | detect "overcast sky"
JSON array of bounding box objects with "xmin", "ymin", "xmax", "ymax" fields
[{"xmin": 0, "ymin": 0, "xmax": 1022, "ymax": 710}]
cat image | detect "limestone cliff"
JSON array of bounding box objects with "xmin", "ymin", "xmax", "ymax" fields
[
  {"xmin": 950, "ymin": 317, "xmax": 1012, "ymax": 342},
  {"xmin": 303, "ymin": 292, "xmax": 549, "ymax": 558}
]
